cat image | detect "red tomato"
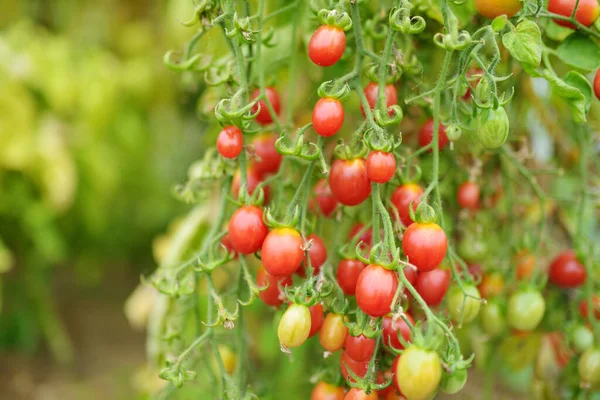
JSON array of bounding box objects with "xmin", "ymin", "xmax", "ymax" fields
[
  {"xmin": 344, "ymin": 334, "xmax": 376, "ymax": 362},
  {"xmin": 366, "ymin": 151, "xmax": 397, "ymax": 184},
  {"xmin": 548, "ymin": 0, "xmax": 600, "ymax": 28},
  {"xmin": 231, "ymin": 167, "xmax": 270, "ymax": 203},
  {"xmin": 311, "ymin": 381, "xmax": 345, "ymax": 400},
  {"xmin": 312, "ymin": 98, "xmax": 345, "ymax": 137},
  {"xmin": 250, "ymin": 133, "xmax": 282, "ymax": 177},
  {"xmin": 390, "ymin": 184, "xmax": 424, "ymax": 227},
  {"xmin": 356, "ymin": 264, "xmax": 399, "ymax": 317},
  {"xmin": 361, "ymin": 82, "xmax": 398, "ymax": 117},
  {"xmin": 262, "ymin": 228, "xmax": 305, "ymax": 276},
  {"xmin": 217, "ymin": 126, "xmax": 244, "ymax": 159},
  {"xmin": 299, "ymin": 233, "xmax": 328, "ymax": 276},
  {"xmin": 329, "ymin": 159, "xmax": 372, "ymax": 206},
  {"xmin": 251, "ymin": 87, "xmax": 281, "ymax": 125},
  {"xmin": 313, "ymin": 179, "xmax": 338, "ymax": 217},
  {"xmin": 515, "ymin": 251, "xmax": 536, "ymax": 280},
  {"xmin": 457, "ymin": 181, "xmax": 480, "ymax": 209},
  {"xmin": 348, "ymin": 223, "xmax": 373, "ymax": 248},
  {"xmin": 549, "ymin": 250, "xmax": 586, "ymax": 288},
  {"xmin": 579, "ymin": 296, "xmax": 600, "ymax": 320},
  {"xmin": 344, "ymin": 388, "xmax": 377, "ymax": 400},
  {"xmin": 402, "ymin": 223, "xmax": 448, "ymax": 272},
  {"xmin": 308, "ymin": 25, "xmax": 346, "ymax": 67},
  {"xmin": 418, "ymin": 119, "xmax": 448, "ymax": 150},
  {"xmin": 336, "ymin": 259, "xmax": 367, "ymax": 295},
  {"xmin": 382, "ymin": 314, "xmax": 414, "ymax": 350},
  {"xmin": 309, "ymin": 303, "xmax": 325, "ymax": 337},
  {"xmin": 221, "ymin": 233, "xmax": 237, "ymax": 258},
  {"xmin": 595, "ymin": 69, "xmax": 600, "ymax": 100},
  {"xmin": 403, "ymin": 265, "xmax": 418, "ymax": 286},
  {"xmin": 256, "ymin": 266, "xmax": 292, "ymax": 307},
  {"xmin": 415, "ymin": 268, "xmax": 451, "ymax": 306},
  {"xmin": 340, "ymin": 350, "xmax": 369, "ymax": 381},
  {"xmin": 228, "ymin": 206, "xmax": 269, "ymax": 254},
  {"xmin": 320, "ymin": 313, "xmax": 348, "ymax": 352}
]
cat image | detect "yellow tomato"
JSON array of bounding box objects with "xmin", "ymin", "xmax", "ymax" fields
[
  {"xmin": 396, "ymin": 346, "xmax": 442, "ymax": 400},
  {"xmin": 278, "ymin": 303, "xmax": 311, "ymax": 348},
  {"xmin": 474, "ymin": 0, "xmax": 522, "ymax": 19}
]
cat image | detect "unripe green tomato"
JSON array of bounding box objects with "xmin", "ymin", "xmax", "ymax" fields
[
  {"xmin": 446, "ymin": 124, "xmax": 462, "ymax": 141},
  {"xmin": 507, "ymin": 289, "xmax": 545, "ymax": 332},
  {"xmin": 396, "ymin": 346, "xmax": 442, "ymax": 400},
  {"xmin": 579, "ymin": 347, "xmax": 600, "ymax": 388},
  {"xmin": 475, "ymin": 77, "xmax": 492, "ymax": 104},
  {"xmin": 481, "ymin": 300, "xmax": 506, "ymax": 337},
  {"xmin": 440, "ymin": 367, "xmax": 467, "ymax": 394},
  {"xmin": 458, "ymin": 234, "xmax": 488, "ymax": 263},
  {"xmin": 571, "ymin": 325, "xmax": 594, "ymax": 354},
  {"xmin": 476, "ymin": 106, "xmax": 509, "ymax": 149},
  {"xmin": 278, "ymin": 303, "xmax": 311, "ymax": 348},
  {"xmin": 447, "ymin": 285, "xmax": 482, "ymax": 325}
]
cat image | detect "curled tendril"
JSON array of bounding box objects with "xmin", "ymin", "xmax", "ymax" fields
[
  {"xmin": 159, "ymin": 363, "xmax": 197, "ymax": 388},
  {"xmin": 261, "ymin": 27, "xmax": 277, "ymax": 48},
  {"xmin": 164, "ymin": 51, "xmax": 213, "ymax": 72},
  {"xmin": 275, "ymin": 125, "xmax": 321, "ymax": 161},
  {"xmin": 434, "ymin": 31, "xmax": 473, "ymax": 51},
  {"xmin": 149, "ymin": 266, "xmax": 196, "ymax": 297},
  {"xmin": 317, "ymin": 80, "xmax": 351, "ymax": 100},
  {"xmin": 333, "ymin": 139, "xmax": 368, "ymax": 161},
  {"xmin": 214, "ymin": 89, "xmax": 259, "ymax": 126},
  {"xmin": 364, "ymin": 18, "xmax": 388, "ymax": 39},
  {"xmin": 363, "ymin": 128, "xmax": 399, "ymax": 153},
  {"xmin": 317, "ymin": 9, "xmax": 353, "ymax": 31},
  {"xmin": 374, "ymin": 105, "xmax": 404, "ymax": 127},
  {"xmin": 389, "ymin": 5, "xmax": 426, "ymax": 35},
  {"xmin": 365, "ymin": 63, "xmax": 402, "ymax": 84}
]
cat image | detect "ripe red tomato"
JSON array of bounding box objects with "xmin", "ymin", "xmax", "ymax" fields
[
  {"xmin": 415, "ymin": 268, "xmax": 451, "ymax": 306},
  {"xmin": 228, "ymin": 206, "xmax": 269, "ymax": 254},
  {"xmin": 319, "ymin": 313, "xmax": 348, "ymax": 352},
  {"xmin": 251, "ymin": 87, "xmax": 281, "ymax": 125},
  {"xmin": 595, "ymin": 69, "xmax": 600, "ymax": 100},
  {"xmin": 340, "ymin": 350, "xmax": 369, "ymax": 381},
  {"xmin": 474, "ymin": 0, "xmax": 522, "ymax": 18},
  {"xmin": 348, "ymin": 223, "xmax": 373, "ymax": 248},
  {"xmin": 216, "ymin": 126, "xmax": 244, "ymax": 159},
  {"xmin": 478, "ymin": 272, "xmax": 505, "ymax": 299},
  {"xmin": 361, "ymin": 82, "xmax": 398, "ymax": 117},
  {"xmin": 329, "ymin": 159, "xmax": 372, "ymax": 206},
  {"xmin": 311, "ymin": 381, "xmax": 345, "ymax": 400},
  {"xmin": 403, "ymin": 265, "xmax": 418, "ymax": 286},
  {"xmin": 278, "ymin": 303, "xmax": 311, "ymax": 348},
  {"xmin": 308, "ymin": 303, "xmax": 325, "ymax": 338},
  {"xmin": 231, "ymin": 167, "xmax": 271, "ymax": 203},
  {"xmin": 382, "ymin": 314, "xmax": 414, "ymax": 350},
  {"xmin": 256, "ymin": 266, "xmax": 292, "ymax": 307},
  {"xmin": 418, "ymin": 119, "xmax": 448, "ymax": 150},
  {"xmin": 344, "ymin": 388, "xmax": 377, "ymax": 400},
  {"xmin": 221, "ymin": 233, "xmax": 237, "ymax": 258},
  {"xmin": 515, "ymin": 251, "xmax": 535, "ymax": 280},
  {"xmin": 299, "ymin": 233, "xmax": 328, "ymax": 276},
  {"xmin": 402, "ymin": 222, "xmax": 448, "ymax": 272},
  {"xmin": 336, "ymin": 259, "xmax": 367, "ymax": 295},
  {"xmin": 356, "ymin": 264, "xmax": 399, "ymax": 317},
  {"xmin": 366, "ymin": 151, "xmax": 397, "ymax": 184},
  {"xmin": 457, "ymin": 181, "xmax": 480, "ymax": 209},
  {"xmin": 579, "ymin": 296, "xmax": 600, "ymax": 320},
  {"xmin": 308, "ymin": 25, "xmax": 346, "ymax": 67},
  {"xmin": 312, "ymin": 98, "xmax": 345, "ymax": 137},
  {"xmin": 390, "ymin": 184, "xmax": 424, "ymax": 227},
  {"xmin": 548, "ymin": 0, "xmax": 600, "ymax": 28},
  {"xmin": 313, "ymin": 179, "xmax": 338, "ymax": 217},
  {"xmin": 344, "ymin": 334, "xmax": 376, "ymax": 362},
  {"xmin": 262, "ymin": 228, "xmax": 305, "ymax": 277},
  {"xmin": 549, "ymin": 250, "xmax": 586, "ymax": 288},
  {"xmin": 250, "ymin": 133, "xmax": 282, "ymax": 177}
]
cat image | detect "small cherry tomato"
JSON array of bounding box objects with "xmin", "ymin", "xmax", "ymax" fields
[
  {"xmin": 262, "ymin": 228, "xmax": 305, "ymax": 277},
  {"xmin": 579, "ymin": 296, "xmax": 600, "ymax": 320},
  {"xmin": 475, "ymin": 106, "xmax": 509, "ymax": 149},
  {"xmin": 311, "ymin": 381, "xmax": 345, "ymax": 400},
  {"xmin": 344, "ymin": 388, "xmax": 377, "ymax": 400},
  {"xmin": 578, "ymin": 347, "xmax": 600, "ymax": 388},
  {"xmin": 356, "ymin": 264, "xmax": 399, "ymax": 317},
  {"xmin": 515, "ymin": 251, "xmax": 536, "ymax": 280},
  {"xmin": 250, "ymin": 133, "xmax": 282, "ymax": 176},
  {"xmin": 382, "ymin": 314, "xmax": 414, "ymax": 350},
  {"xmin": 418, "ymin": 119, "xmax": 448, "ymax": 150},
  {"xmin": 390, "ymin": 184, "xmax": 424, "ymax": 227},
  {"xmin": 548, "ymin": 0, "xmax": 600, "ymax": 28},
  {"xmin": 395, "ymin": 346, "xmax": 442, "ymax": 400},
  {"xmin": 366, "ymin": 151, "xmax": 397, "ymax": 184},
  {"xmin": 507, "ymin": 289, "xmax": 545, "ymax": 331},
  {"xmin": 447, "ymin": 285, "xmax": 482, "ymax": 325},
  {"xmin": 571, "ymin": 324, "xmax": 594, "ymax": 354},
  {"xmin": 228, "ymin": 206, "xmax": 269, "ymax": 254},
  {"xmin": 278, "ymin": 303, "xmax": 311, "ymax": 348},
  {"xmin": 319, "ymin": 313, "xmax": 348, "ymax": 352},
  {"xmin": 415, "ymin": 268, "xmax": 451, "ymax": 306},
  {"xmin": 474, "ymin": 0, "xmax": 522, "ymax": 18},
  {"xmin": 256, "ymin": 266, "xmax": 292, "ymax": 307},
  {"xmin": 329, "ymin": 158, "xmax": 372, "ymax": 206},
  {"xmin": 298, "ymin": 233, "xmax": 328, "ymax": 276},
  {"xmin": 361, "ymin": 82, "xmax": 398, "ymax": 117},
  {"xmin": 337, "ymin": 259, "xmax": 367, "ymax": 295},
  {"xmin": 481, "ymin": 299, "xmax": 506, "ymax": 337},
  {"xmin": 457, "ymin": 181, "xmax": 480, "ymax": 210},
  {"xmin": 549, "ymin": 250, "xmax": 586, "ymax": 288},
  {"xmin": 313, "ymin": 98, "xmax": 345, "ymax": 137},
  {"xmin": 478, "ymin": 272, "xmax": 505, "ymax": 299},
  {"xmin": 313, "ymin": 179, "xmax": 338, "ymax": 217},
  {"xmin": 440, "ymin": 368, "xmax": 467, "ymax": 395},
  {"xmin": 308, "ymin": 25, "xmax": 346, "ymax": 67},
  {"xmin": 231, "ymin": 167, "xmax": 271, "ymax": 203},
  {"xmin": 344, "ymin": 334, "xmax": 376, "ymax": 362},
  {"xmin": 595, "ymin": 69, "xmax": 600, "ymax": 100},
  {"xmin": 402, "ymin": 222, "xmax": 448, "ymax": 272},
  {"xmin": 251, "ymin": 87, "xmax": 281, "ymax": 125},
  {"xmin": 217, "ymin": 126, "xmax": 244, "ymax": 159},
  {"xmin": 340, "ymin": 350, "xmax": 369, "ymax": 381},
  {"xmin": 308, "ymin": 303, "xmax": 325, "ymax": 338}
]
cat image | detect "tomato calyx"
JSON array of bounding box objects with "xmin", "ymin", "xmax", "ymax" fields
[
  {"xmin": 316, "ymin": 9, "xmax": 353, "ymax": 31},
  {"xmin": 333, "ymin": 140, "xmax": 369, "ymax": 161},
  {"xmin": 364, "ymin": 127, "xmax": 401, "ymax": 153},
  {"xmin": 214, "ymin": 88, "xmax": 261, "ymax": 131},
  {"xmin": 263, "ymin": 204, "xmax": 300, "ymax": 229},
  {"xmin": 355, "ymin": 241, "xmax": 401, "ymax": 270},
  {"xmin": 317, "ymin": 79, "xmax": 351, "ymax": 101},
  {"xmin": 275, "ymin": 123, "xmax": 321, "ymax": 161},
  {"xmin": 344, "ymin": 309, "xmax": 383, "ymax": 339},
  {"xmin": 234, "ymin": 182, "xmax": 268, "ymax": 207},
  {"xmin": 408, "ymin": 201, "xmax": 437, "ymax": 225},
  {"xmin": 389, "ymin": 4, "xmax": 426, "ymax": 35}
]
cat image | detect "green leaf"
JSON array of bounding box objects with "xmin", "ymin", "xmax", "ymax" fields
[
  {"xmin": 563, "ymin": 71, "xmax": 593, "ymax": 114},
  {"xmin": 502, "ymin": 20, "xmax": 542, "ymax": 69},
  {"xmin": 492, "ymin": 16, "xmax": 508, "ymax": 32},
  {"xmin": 556, "ymin": 33, "xmax": 600, "ymax": 71},
  {"xmin": 543, "ymin": 70, "xmax": 587, "ymax": 123}
]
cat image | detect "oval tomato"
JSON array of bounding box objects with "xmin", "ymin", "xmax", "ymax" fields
[
  {"xmin": 548, "ymin": 0, "xmax": 600, "ymax": 28},
  {"xmin": 329, "ymin": 158, "xmax": 372, "ymax": 206},
  {"xmin": 478, "ymin": 272, "xmax": 505, "ymax": 299},
  {"xmin": 571, "ymin": 324, "xmax": 594, "ymax": 354},
  {"xmin": 382, "ymin": 314, "xmax": 414, "ymax": 350},
  {"xmin": 344, "ymin": 334, "xmax": 376, "ymax": 362},
  {"xmin": 402, "ymin": 223, "xmax": 448, "ymax": 272},
  {"xmin": 366, "ymin": 151, "xmax": 396, "ymax": 183},
  {"xmin": 344, "ymin": 388, "xmax": 377, "ymax": 400},
  {"xmin": 415, "ymin": 268, "xmax": 451, "ymax": 306},
  {"xmin": 340, "ymin": 350, "xmax": 369, "ymax": 381},
  {"xmin": 217, "ymin": 126, "xmax": 244, "ymax": 159},
  {"xmin": 250, "ymin": 133, "xmax": 282, "ymax": 177},
  {"xmin": 251, "ymin": 87, "xmax": 281, "ymax": 125},
  {"xmin": 418, "ymin": 118, "xmax": 448, "ymax": 150},
  {"xmin": 262, "ymin": 228, "xmax": 305, "ymax": 276},
  {"xmin": 515, "ymin": 251, "xmax": 536, "ymax": 280},
  {"xmin": 390, "ymin": 184, "xmax": 424, "ymax": 227},
  {"xmin": 474, "ymin": 0, "xmax": 522, "ymax": 18},
  {"xmin": 311, "ymin": 381, "xmax": 345, "ymax": 400},
  {"xmin": 313, "ymin": 179, "xmax": 338, "ymax": 217},
  {"xmin": 313, "ymin": 98, "xmax": 344, "ymax": 137},
  {"xmin": 549, "ymin": 250, "xmax": 586, "ymax": 288},
  {"xmin": 395, "ymin": 346, "xmax": 442, "ymax": 400},
  {"xmin": 361, "ymin": 82, "xmax": 398, "ymax": 117},
  {"xmin": 308, "ymin": 25, "xmax": 346, "ymax": 67},
  {"xmin": 578, "ymin": 347, "xmax": 600, "ymax": 388},
  {"xmin": 457, "ymin": 181, "xmax": 480, "ymax": 210},
  {"xmin": 256, "ymin": 266, "xmax": 292, "ymax": 307},
  {"xmin": 481, "ymin": 299, "xmax": 506, "ymax": 337},
  {"xmin": 299, "ymin": 233, "xmax": 328, "ymax": 276},
  {"xmin": 319, "ymin": 313, "xmax": 348, "ymax": 352},
  {"xmin": 507, "ymin": 289, "xmax": 545, "ymax": 332},
  {"xmin": 308, "ymin": 303, "xmax": 325, "ymax": 338},
  {"xmin": 356, "ymin": 264, "xmax": 399, "ymax": 317},
  {"xmin": 337, "ymin": 259, "xmax": 367, "ymax": 295},
  {"xmin": 447, "ymin": 285, "xmax": 482, "ymax": 325},
  {"xmin": 278, "ymin": 303, "xmax": 311, "ymax": 348},
  {"xmin": 440, "ymin": 368, "xmax": 467, "ymax": 395},
  {"xmin": 228, "ymin": 206, "xmax": 269, "ymax": 254}
]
